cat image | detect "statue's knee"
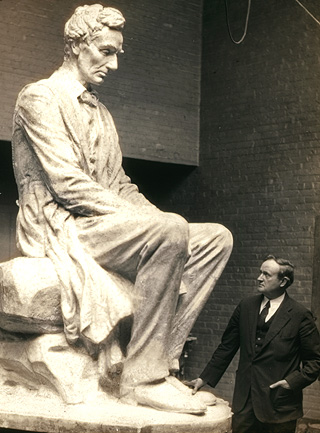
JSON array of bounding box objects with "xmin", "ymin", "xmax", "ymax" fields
[
  {"xmin": 160, "ymin": 214, "xmax": 189, "ymax": 251},
  {"xmin": 218, "ymin": 225, "xmax": 233, "ymax": 254}
]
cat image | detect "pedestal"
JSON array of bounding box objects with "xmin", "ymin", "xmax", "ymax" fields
[{"xmin": 0, "ymin": 383, "xmax": 232, "ymax": 433}]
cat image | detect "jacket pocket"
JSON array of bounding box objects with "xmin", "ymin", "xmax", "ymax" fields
[{"xmin": 270, "ymin": 387, "xmax": 302, "ymax": 412}]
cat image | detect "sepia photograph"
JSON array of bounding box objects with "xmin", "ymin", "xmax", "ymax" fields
[{"xmin": 0, "ymin": 1, "xmax": 319, "ymax": 432}]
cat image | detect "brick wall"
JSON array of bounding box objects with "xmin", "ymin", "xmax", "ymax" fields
[
  {"xmin": 0, "ymin": 0, "xmax": 202, "ymax": 165},
  {"xmin": 150, "ymin": 0, "xmax": 320, "ymax": 415}
]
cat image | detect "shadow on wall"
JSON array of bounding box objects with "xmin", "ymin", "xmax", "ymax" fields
[
  {"xmin": 0, "ymin": 141, "xmax": 19, "ymax": 262},
  {"xmin": 122, "ymin": 157, "xmax": 195, "ymax": 211},
  {"xmin": 0, "ymin": 140, "xmax": 196, "ymax": 209},
  {"xmin": 0, "ymin": 141, "xmax": 18, "ymax": 206}
]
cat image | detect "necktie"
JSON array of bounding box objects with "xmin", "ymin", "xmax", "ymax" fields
[
  {"xmin": 257, "ymin": 300, "xmax": 270, "ymax": 328},
  {"xmin": 78, "ymin": 90, "xmax": 99, "ymax": 107}
]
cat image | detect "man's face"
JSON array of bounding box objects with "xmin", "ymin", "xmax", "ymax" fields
[
  {"xmin": 75, "ymin": 26, "xmax": 123, "ymax": 86},
  {"xmin": 257, "ymin": 259, "xmax": 286, "ymax": 299}
]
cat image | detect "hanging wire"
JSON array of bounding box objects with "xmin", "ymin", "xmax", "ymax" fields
[
  {"xmin": 224, "ymin": 0, "xmax": 319, "ymax": 45},
  {"xmin": 295, "ymin": 0, "xmax": 320, "ymax": 26},
  {"xmin": 225, "ymin": 0, "xmax": 252, "ymax": 44}
]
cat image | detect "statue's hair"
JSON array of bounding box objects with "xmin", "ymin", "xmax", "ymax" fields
[
  {"xmin": 264, "ymin": 254, "xmax": 295, "ymax": 289},
  {"xmin": 64, "ymin": 4, "xmax": 125, "ymax": 55}
]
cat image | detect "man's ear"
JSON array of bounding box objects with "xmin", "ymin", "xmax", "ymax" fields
[
  {"xmin": 71, "ymin": 41, "xmax": 81, "ymax": 56},
  {"xmin": 280, "ymin": 277, "xmax": 289, "ymax": 288}
]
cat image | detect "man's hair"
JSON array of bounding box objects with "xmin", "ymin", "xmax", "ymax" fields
[
  {"xmin": 64, "ymin": 4, "xmax": 125, "ymax": 58},
  {"xmin": 264, "ymin": 254, "xmax": 295, "ymax": 289}
]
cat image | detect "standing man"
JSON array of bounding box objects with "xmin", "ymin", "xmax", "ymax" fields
[
  {"xmin": 12, "ymin": 5, "xmax": 233, "ymax": 414},
  {"xmin": 191, "ymin": 255, "xmax": 320, "ymax": 432}
]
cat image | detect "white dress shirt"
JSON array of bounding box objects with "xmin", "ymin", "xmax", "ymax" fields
[{"xmin": 260, "ymin": 293, "xmax": 286, "ymax": 322}]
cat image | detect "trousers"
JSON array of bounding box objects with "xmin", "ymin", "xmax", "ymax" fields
[{"xmin": 76, "ymin": 210, "xmax": 233, "ymax": 391}]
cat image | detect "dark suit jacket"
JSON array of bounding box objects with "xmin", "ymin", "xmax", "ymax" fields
[{"xmin": 200, "ymin": 293, "xmax": 320, "ymax": 423}]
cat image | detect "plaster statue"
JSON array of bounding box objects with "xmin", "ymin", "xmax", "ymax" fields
[{"xmin": 0, "ymin": 4, "xmax": 233, "ymax": 415}]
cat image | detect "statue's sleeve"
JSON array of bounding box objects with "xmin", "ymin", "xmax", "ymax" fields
[{"xmin": 15, "ymin": 84, "xmax": 140, "ymax": 217}]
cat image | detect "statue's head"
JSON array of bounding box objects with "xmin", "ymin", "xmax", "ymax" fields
[
  {"xmin": 63, "ymin": 4, "xmax": 125, "ymax": 86},
  {"xmin": 64, "ymin": 4, "xmax": 125, "ymax": 54}
]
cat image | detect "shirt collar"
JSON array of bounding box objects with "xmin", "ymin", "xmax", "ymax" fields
[{"xmin": 262, "ymin": 292, "xmax": 286, "ymax": 309}]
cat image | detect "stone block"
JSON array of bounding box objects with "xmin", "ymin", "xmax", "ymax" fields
[
  {"xmin": 0, "ymin": 333, "xmax": 99, "ymax": 404},
  {"xmin": 0, "ymin": 257, "xmax": 63, "ymax": 334}
]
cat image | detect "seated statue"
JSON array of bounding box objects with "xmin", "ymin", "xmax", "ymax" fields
[{"xmin": 1, "ymin": 3, "xmax": 233, "ymax": 415}]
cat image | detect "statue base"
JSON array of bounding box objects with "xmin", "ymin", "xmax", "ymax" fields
[
  {"xmin": 0, "ymin": 258, "xmax": 232, "ymax": 432},
  {"xmin": 0, "ymin": 333, "xmax": 232, "ymax": 433},
  {"xmin": 0, "ymin": 382, "xmax": 232, "ymax": 433}
]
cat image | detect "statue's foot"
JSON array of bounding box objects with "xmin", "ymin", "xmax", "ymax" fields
[
  {"xmin": 166, "ymin": 376, "xmax": 217, "ymax": 406},
  {"xmin": 121, "ymin": 379, "xmax": 207, "ymax": 414}
]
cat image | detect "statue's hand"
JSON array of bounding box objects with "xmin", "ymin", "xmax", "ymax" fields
[{"xmin": 184, "ymin": 378, "xmax": 206, "ymax": 394}]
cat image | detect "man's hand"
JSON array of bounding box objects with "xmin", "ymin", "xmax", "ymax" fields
[
  {"xmin": 269, "ymin": 380, "xmax": 291, "ymax": 389},
  {"xmin": 184, "ymin": 378, "xmax": 206, "ymax": 394}
]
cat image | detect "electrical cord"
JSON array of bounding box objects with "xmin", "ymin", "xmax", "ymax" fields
[
  {"xmin": 225, "ymin": 0, "xmax": 251, "ymax": 44},
  {"xmin": 295, "ymin": 0, "xmax": 320, "ymax": 26}
]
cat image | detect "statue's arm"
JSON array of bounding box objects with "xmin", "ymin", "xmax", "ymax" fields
[{"xmin": 15, "ymin": 84, "xmax": 137, "ymax": 216}]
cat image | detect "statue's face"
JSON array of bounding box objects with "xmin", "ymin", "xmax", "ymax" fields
[{"xmin": 75, "ymin": 26, "xmax": 123, "ymax": 86}]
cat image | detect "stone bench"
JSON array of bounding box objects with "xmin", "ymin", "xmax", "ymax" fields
[
  {"xmin": 0, "ymin": 257, "xmax": 63, "ymax": 335},
  {"xmin": 0, "ymin": 256, "xmax": 133, "ymax": 404}
]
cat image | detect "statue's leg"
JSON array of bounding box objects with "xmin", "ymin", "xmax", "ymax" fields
[
  {"xmin": 76, "ymin": 212, "xmax": 188, "ymax": 383},
  {"xmin": 168, "ymin": 223, "xmax": 233, "ymax": 369},
  {"xmin": 98, "ymin": 316, "xmax": 132, "ymax": 397},
  {"xmin": 118, "ymin": 212, "xmax": 189, "ymax": 392},
  {"xmin": 76, "ymin": 211, "xmax": 209, "ymax": 413}
]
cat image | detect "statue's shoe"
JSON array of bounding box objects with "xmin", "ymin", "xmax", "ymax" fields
[
  {"xmin": 166, "ymin": 375, "xmax": 217, "ymax": 406},
  {"xmin": 121, "ymin": 380, "xmax": 207, "ymax": 414}
]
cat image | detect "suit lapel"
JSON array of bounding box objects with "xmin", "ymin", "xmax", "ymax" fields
[{"xmin": 259, "ymin": 293, "xmax": 292, "ymax": 350}]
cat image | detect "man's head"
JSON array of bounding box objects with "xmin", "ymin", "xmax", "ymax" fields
[
  {"xmin": 257, "ymin": 255, "xmax": 294, "ymax": 299},
  {"xmin": 64, "ymin": 4, "xmax": 125, "ymax": 86}
]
